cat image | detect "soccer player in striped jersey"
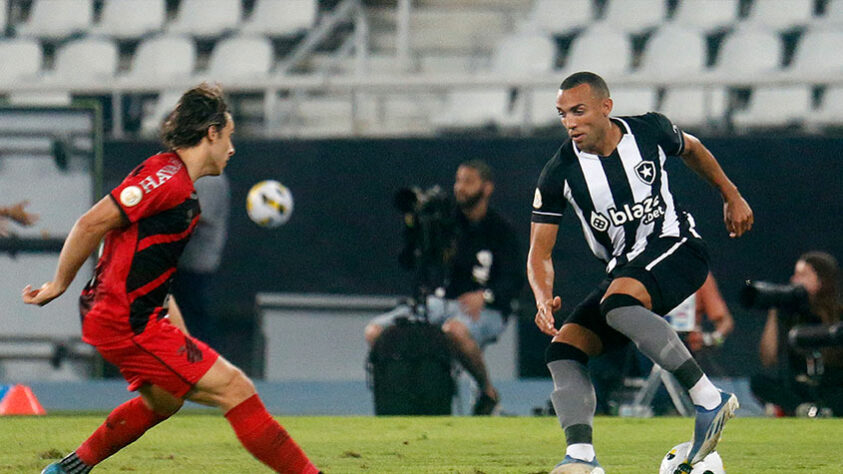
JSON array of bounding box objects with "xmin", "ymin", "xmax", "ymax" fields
[
  {"xmin": 25, "ymin": 84, "xmax": 320, "ymax": 474},
  {"xmin": 527, "ymin": 72, "xmax": 753, "ymax": 474}
]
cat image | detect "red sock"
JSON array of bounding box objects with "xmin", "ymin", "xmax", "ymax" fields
[
  {"xmin": 225, "ymin": 394, "xmax": 319, "ymax": 473},
  {"xmin": 76, "ymin": 397, "xmax": 170, "ymax": 466}
]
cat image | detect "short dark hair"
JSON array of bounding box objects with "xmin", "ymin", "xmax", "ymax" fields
[
  {"xmin": 160, "ymin": 83, "xmax": 229, "ymax": 150},
  {"xmin": 559, "ymin": 71, "xmax": 610, "ymax": 98},
  {"xmin": 459, "ymin": 159, "xmax": 493, "ymax": 183}
]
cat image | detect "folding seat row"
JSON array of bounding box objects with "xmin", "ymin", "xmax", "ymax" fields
[{"xmin": 11, "ymin": 0, "xmax": 316, "ymax": 41}]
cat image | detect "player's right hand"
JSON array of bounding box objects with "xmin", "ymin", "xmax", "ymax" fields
[
  {"xmin": 535, "ymin": 296, "xmax": 562, "ymax": 337},
  {"xmin": 22, "ymin": 281, "xmax": 64, "ymax": 306}
]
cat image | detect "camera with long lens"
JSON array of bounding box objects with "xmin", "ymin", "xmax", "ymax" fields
[
  {"xmin": 393, "ymin": 186, "xmax": 457, "ymax": 302},
  {"xmin": 739, "ymin": 280, "xmax": 811, "ymax": 315},
  {"xmin": 788, "ymin": 323, "xmax": 843, "ymax": 351}
]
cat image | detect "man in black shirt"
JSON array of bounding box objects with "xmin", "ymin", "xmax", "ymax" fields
[{"xmin": 365, "ymin": 160, "xmax": 523, "ymax": 415}]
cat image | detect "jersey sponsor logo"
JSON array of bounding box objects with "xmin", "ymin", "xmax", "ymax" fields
[
  {"xmin": 590, "ymin": 211, "xmax": 610, "ymax": 232},
  {"xmin": 120, "ymin": 185, "xmax": 143, "ymax": 207},
  {"xmin": 138, "ymin": 163, "xmax": 183, "ymax": 194},
  {"xmin": 607, "ymin": 195, "xmax": 665, "ymax": 226},
  {"xmin": 634, "ymin": 161, "xmax": 656, "ymax": 185},
  {"xmin": 533, "ymin": 188, "xmax": 543, "ymax": 209}
]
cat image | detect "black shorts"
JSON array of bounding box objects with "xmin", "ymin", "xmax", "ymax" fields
[{"xmin": 564, "ymin": 236, "xmax": 709, "ymax": 350}]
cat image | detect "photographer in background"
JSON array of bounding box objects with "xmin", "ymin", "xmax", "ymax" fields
[
  {"xmin": 750, "ymin": 251, "xmax": 843, "ymax": 416},
  {"xmin": 365, "ymin": 160, "xmax": 523, "ymax": 415}
]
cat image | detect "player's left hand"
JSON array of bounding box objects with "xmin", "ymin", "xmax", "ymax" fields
[
  {"xmin": 723, "ymin": 194, "xmax": 753, "ymax": 238},
  {"xmin": 22, "ymin": 281, "xmax": 64, "ymax": 306},
  {"xmin": 458, "ymin": 291, "xmax": 485, "ymax": 321}
]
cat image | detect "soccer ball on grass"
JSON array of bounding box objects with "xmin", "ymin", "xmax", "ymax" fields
[
  {"xmin": 659, "ymin": 441, "xmax": 725, "ymax": 474},
  {"xmin": 246, "ymin": 180, "xmax": 294, "ymax": 228}
]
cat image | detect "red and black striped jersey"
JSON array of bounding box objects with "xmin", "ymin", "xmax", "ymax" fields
[{"xmin": 80, "ymin": 152, "xmax": 200, "ymax": 345}]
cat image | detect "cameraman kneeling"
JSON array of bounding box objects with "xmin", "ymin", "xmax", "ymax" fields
[
  {"xmin": 365, "ymin": 160, "xmax": 523, "ymax": 415},
  {"xmin": 750, "ymin": 251, "xmax": 843, "ymax": 416}
]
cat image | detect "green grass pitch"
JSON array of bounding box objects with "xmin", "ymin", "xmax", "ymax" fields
[{"xmin": 1, "ymin": 413, "xmax": 840, "ymax": 472}]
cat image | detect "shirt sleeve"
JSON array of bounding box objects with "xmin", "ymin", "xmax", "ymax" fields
[
  {"xmin": 643, "ymin": 112, "xmax": 685, "ymax": 156},
  {"xmin": 109, "ymin": 158, "xmax": 189, "ymax": 223},
  {"xmin": 531, "ymin": 151, "xmax": 567, "ymax": 225},
  {"xmin": 486, "ymin": 218, "xmax": 524, "ymax": 312}
]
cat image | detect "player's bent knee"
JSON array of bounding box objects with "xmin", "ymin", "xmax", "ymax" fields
[
  {"xmin": 599, "ymin": 293, "xmax": 644, "ymax": 319},
  {"xmin": 545, "ymin": 341, "xmax": 589, "ymax": 366},
  {"xmin": 442, "ymin": 319, "xmax": 472, "ymax": 343}
]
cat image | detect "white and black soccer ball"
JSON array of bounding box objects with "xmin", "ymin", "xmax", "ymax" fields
[
  {"xmin": 246, "ymin": 180, "xmax": 294, "ymax": 228},
  {"xmin": 659, "ymin": 442, "xmax": 725, "ymax": 474},
  {"xmin": 551, "ymin": 462, "xmax": 605, "ymax": 474}
]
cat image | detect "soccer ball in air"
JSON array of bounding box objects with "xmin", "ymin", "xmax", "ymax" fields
[
  {"xmin": 246, "ymin": 180, "xmax": 294, "ymax": 227},
  {"xmin": 659, "ymin": 442, "xmax": 725, "ymax": 474}
]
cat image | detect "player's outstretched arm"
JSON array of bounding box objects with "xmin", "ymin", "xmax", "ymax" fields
[
  {"xmin": 528, "ymin": 222, "xmax": 562, "ymax": 336},
  {"xmin": 22, "ymin": 196, "xmax": 125, "ymax": 306},
  {"xmin": 680, "ymin": 132, "xmax": 754, "ymax": 238}
]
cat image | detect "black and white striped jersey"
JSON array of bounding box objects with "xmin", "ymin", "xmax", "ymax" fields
[{"xmin": 531, "ymin": 112, "xmax": 700, "ymax": 273}]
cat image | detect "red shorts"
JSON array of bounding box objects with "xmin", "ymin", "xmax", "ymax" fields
[{"xmin": 95, "ymin": 318, "xmax": 219, "ymax": 398}]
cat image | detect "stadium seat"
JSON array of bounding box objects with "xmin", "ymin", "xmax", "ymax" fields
[
  {"xmin": 561, "ymin": 24, "xmax": 633, "ymax": 78},
  {"xmin": 123, "ymin": 35, "xmax": 196, "ymax": 84},
  {"xmin": 609, "ymin": 86, "xmax": 658, "ymax": 117},
  {"xmin": 15, "ymin": 0, "xmax": 93, "ymax": 40},
  {"xmin": 636, "ymin": 24, "xmax": 707, "ymax": 80},
  {"xmin": 731, "ymin": 85, "xmax": 812, "ymax": 129},
  {"xmin": 669, "ymin": 0, "xmax": 739, "ymax": 32},
  {"xmin": 50, "ymin": 36, "xmax": 118, "ymax": 84},
  {"xmin": 140, "ymin": 90, "xmax": 182, "ymax": 137},
  {"xmin": 167, "ymin": 0, "xmax": 241, "ymax": 39},
  {"xmin": 89, "ymin": 0, "xmax": 165, "ymax": 40},
  {"xmin": 204, "ymin": 35, "xmax": 274, "ymax": 81},
  {"xmin": 0, "ymin": 0, "xmax": 7, "ymax": 34},
  {"xmin": 431, "ymin": 88, "xmax": 519, "ymax": 129},
  {"xmin": 785, "ymin": 27, "xmax": 843, "ymax": 81},
  {"xmin": 743, "ymin": 0, "xmax": 814, "ymax": 31},
  {"xmin": 491, "ymin": 32, "xmax": 557, "ymax": 76},
  {"xmin": 287, "ymin": 94, "xmax": 355, "ymax": 137},
  {"xmin": 821, "ymin": 0, "xmax": 843, "ymax": 26},
  {"xmin": 241, "ymin": 0, "xmax": 318, "ymax": 37},
  {"xmin": 0, "ymin": 38, "xmax": 42, "ymax": 83},
  {"xmin": 708, "ymin": 25, "xmax": 782, "ymax": 80},
  {"xmin": 419, "ymin": 54, "xmax": 482, "ymax": 74},
  {"xmin": 804, "ymin": 86, "xmax": 843, "ymax": 129},
  {"xmin": 523, "ymin": 0, "xmax": 593, "ymax": 36},
  {"xmin": 659, "ymin": 86, "xmax": 728, "ymax": 129},
  {"xmin": 527, "ymin": 87, "xmax": 562, "ymax": 127},
  {"xmin": 597, "ymin": 0, "xmax": 666, "ymax": 34}
]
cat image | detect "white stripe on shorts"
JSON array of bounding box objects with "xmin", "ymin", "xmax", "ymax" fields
[{"xmin": 645, "ymin": 237, "xmax": 688, "ymax": 272}]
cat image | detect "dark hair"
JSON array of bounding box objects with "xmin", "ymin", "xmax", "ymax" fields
[
  {"xmin": 800, "ymin": 251, "xmax": 841, "ymax": 324},
  {"xmin": 559, "ymin": 71, "xmax": 610, "ymax": 98},
  {"xmin": 160, "ymin": 83, "xmax": 229, "ymax": 150},
  {"xmin": 459, "ymin": 160, "xmax": 493, "ymax": 183}
]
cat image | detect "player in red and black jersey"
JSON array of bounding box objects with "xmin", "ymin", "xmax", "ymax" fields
[{"xmin": 25, "ymin": 84, "xmax": 320, "ymax": 474}]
